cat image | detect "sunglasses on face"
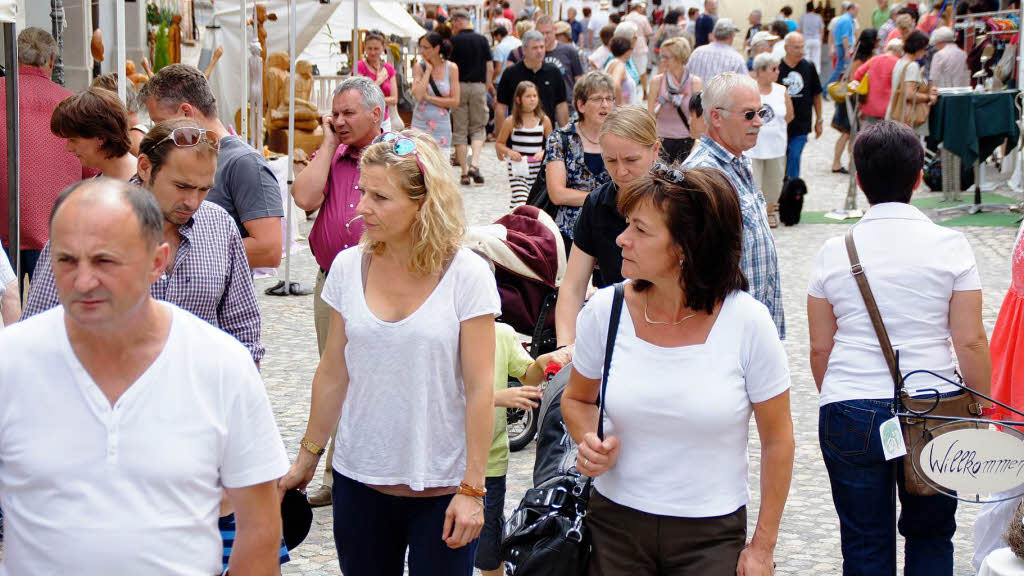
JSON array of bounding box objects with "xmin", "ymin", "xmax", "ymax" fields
[
  {"xmin": 716, "ymin": 104, "xmax": 775, "ymax": 123},
  {"xmin": 372, "ymin": 131, "xmax": 427, "ymax": 179},
  {"xmin": 151, "ymin": 127, "xmax": 219, "ymax": 151}
]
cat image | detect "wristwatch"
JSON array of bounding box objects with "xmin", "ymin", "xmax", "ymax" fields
[{"xmin": 300, "ymin": 437, "xmax": 326, "ymax": 457}]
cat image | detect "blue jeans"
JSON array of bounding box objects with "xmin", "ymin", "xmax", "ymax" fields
[
  {"xmin": 819, "ymin": 400, "xmax": 957, "ymax": 576},
  {"xmin": 829, "ymin": 49, "xmax": 848, "ymax": 84},
  {"xmin": 786, "ymin": 134, "xmax": 808, "ymax": 180},
  {"xmin": 331, "ymin": 470, "xmax": 478, "ymax": 576}
]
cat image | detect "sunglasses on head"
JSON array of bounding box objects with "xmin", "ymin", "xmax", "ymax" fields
[
  {"xmin": 372, "ymin": 131, "xmax": 427, "ymax": 178},
  {"xmin": 152, "ymin": 126, "xmax": 219, "ymax": 151},
  {"xmin": 716, "ymin": 104, "xmax": 775, "ymax": 123}
]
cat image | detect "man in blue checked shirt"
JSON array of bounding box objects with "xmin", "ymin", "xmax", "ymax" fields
[
  {"xmin": 24, "ymin": 117, "xmax": 264, "ymax": 363},
  {"xmin": 683, "ymin": 72, "xmax": 786, "ymax": 339}
]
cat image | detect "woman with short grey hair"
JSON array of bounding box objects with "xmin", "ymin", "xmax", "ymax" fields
[{"xmin": 747, "ymin": 52, "xmax": 793, "ymax": 227}]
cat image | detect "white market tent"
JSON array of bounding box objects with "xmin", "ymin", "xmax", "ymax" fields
[
  {"xmin": 207, "ymin": 0, "xmax": 423, "ymax": 131},
  {"xmin": 300, "ymin": 1, "xmax": 425, "ymax": 77}
]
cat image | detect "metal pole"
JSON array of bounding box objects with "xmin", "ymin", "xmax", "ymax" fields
[
  {"xmin": 116, "ymin": 0, "xmax": 126, "ymax": 102},
  {"xmin": 285, "ymin": 0, "xmax": 295, "ymax": 288},
  {"xmin": 353, "ymin": 0, "xmax": 360, "ymax": 74},
  {"xmin": 4, "ymin": 23, "xmax": 19, "ymax": 285},
  {"xmin": 239, "ymin": 0, "xmax": 248, "ymax": 141},
  {"xmin": 50, "ymin": 0, "xmax": 66, "ymax": 86}
]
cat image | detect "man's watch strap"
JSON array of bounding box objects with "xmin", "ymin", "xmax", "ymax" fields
[{"xmin": 301, "ymin": 437, "xmax": 326, "ymax": 457}]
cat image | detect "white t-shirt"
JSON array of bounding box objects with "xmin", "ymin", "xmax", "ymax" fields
[
  {"xmin": 574, "ymin": 285, "xmax": 790, "ymax": 518},
  {"xmin": 321, "ymin": 246, "xmax": 501, "ymax": 490},
  {"xmin": 0, "ymin": 304, "xmax": 289, "ymax": 576},
  {"xmin": 0, "ymin": 249, "xmax": 13, "ymax": 328},
  {"xmin": 748, "ymin": 83, "xmax": 789, "ymax": 159},
  {"xmin": 588, "ymin": 44, "xmax": 611, "ymax": 70},
  {"xmin": 808, "ymin": 203, "xmax": 982, "ymax": 406}
]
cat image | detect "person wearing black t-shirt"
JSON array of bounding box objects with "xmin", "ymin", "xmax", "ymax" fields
[
  {"xmin": 553, "ymin": 106, "xmax": 660, "ymax": 349},
  {"xmin": 694, "ymin": 0, "xmax": 719, "ymax": 47},
  {"xmin": 777, "ymin": 32, "xmax": 822, "ymax": 181},
  {"xmin": 496, "ymin": 31, "xmax": 569, "ymax": 132},
  {"xmin": 449, "ymin": 10, "xmax": 493, "ymax": 186}
]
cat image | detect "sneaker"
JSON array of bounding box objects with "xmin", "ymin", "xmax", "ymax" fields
[
  {"xmin": 307, "ymin": 484, "xmax": 333, "ymax": 508},
  {"xmin": 468, "ymin": 166, "xmax": 485, "ymax": 185}
]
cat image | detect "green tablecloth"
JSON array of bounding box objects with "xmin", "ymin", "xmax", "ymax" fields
[{"xmin": 928, "ymin": 90, "xmax": 1020, "ymax": 167}]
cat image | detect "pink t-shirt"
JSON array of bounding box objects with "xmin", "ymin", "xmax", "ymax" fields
[
  {"xmin": 854, "ymin": 53, "xmax": 899, "ymax": 119},
  {"xmin": 308, "ymin": 144, "xmax": 366, "ymax": 271},
  {"xmin": 356, "ymin": 60, "xmax": 396, "ymax": 119}
]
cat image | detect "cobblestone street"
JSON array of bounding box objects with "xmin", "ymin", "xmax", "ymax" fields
[{"xmin": 256, "ymin": 115, "xmax": 1022, "ymax": 576}]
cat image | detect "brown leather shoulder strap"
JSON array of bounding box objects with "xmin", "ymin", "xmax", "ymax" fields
[{"xmin": 845, "ymin": 229, "xmax": 902, "ymax": 387}]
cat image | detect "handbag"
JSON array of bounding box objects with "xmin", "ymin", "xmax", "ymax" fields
[
  {"xmin": 845, "ymin": 230, "xmax": 982, "ymax": 497},
  {"xmin": 500, "ymin": 282, "xmax": 625, "ymax": 575},
  {"xmin": 887, "ymin": 61, "xmax": 931, "ymax": 128},
  {"xmin": 827, "ymin": 80, "xmax": 849, "ymax": 103},
  {"xmin": 525, "ymin": 130, "xmax": 570, "ymax": 219}
]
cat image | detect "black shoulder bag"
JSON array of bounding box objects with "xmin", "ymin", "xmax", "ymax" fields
[
  {"xmin": 500, "ymin": 282, "xmax": 625, "ymax": 576},
  {"xmin": 525, "ymin": 129, "xmax": 571, "ymax": 219}
]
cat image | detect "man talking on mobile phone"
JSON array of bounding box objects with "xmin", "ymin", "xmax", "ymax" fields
[{"xmin": 289, "ymin": 75, "xmax": 384, "ymax": 508}]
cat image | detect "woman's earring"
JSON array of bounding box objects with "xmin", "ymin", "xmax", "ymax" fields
[{"xmin": 679, "ymin": 259, "xmax": 685, "ymax": 268}]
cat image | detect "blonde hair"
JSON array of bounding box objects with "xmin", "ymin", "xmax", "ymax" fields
[
  {"xmin": 516, "ymin": 19, "xmax": 535, "ymax": 38},
  {"xmin": 360, "ymin": 129, "xmax": 465, "ymax": 275},
  {"xmin": 599, "ymin": 105, "xmax": 658, "ymax": 148},
  {"xmin": 895, "ymin": 13, "xmax": 914, "ymax": 32},
  {"xmin": 660, "ymin": 37, "xmax": 692, "ymax": 64}
]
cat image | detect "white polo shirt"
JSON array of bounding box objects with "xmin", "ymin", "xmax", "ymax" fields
[
  {"xmin": 0, "ymin": 303, "xmax": 289, "ymax": 575},
  {"xmin": 808, "ymin": 202, "xmax": 982, "ymax": 406}
]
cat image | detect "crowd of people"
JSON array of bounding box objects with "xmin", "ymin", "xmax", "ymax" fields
[{"xmin": 0, "ymin": 0, "xmax": 1019, "ymax": 574}]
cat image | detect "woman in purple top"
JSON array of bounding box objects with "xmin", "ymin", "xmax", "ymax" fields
[{"xmin": 357, "ymin": 31, "xmax": 399, "ymax": 132}]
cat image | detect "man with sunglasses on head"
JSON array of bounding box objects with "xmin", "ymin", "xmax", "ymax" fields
[
  {"xmin": 290, "ymin": 75, "xmax": 381, "ymax": 508},
  {"xmin": 139, "ymin": 64, "xmax": 284, "ymax": 271},
  {"xmin": 0, "ymin": 177, "xmax": 288, "ymax": 576},
  {"xmin": 24, "ymin": 118, "xmax": 264, "ymax": 365},
  {"xmin": 683, "ymin": 72, "xmax": 785, "ymax": 340}
]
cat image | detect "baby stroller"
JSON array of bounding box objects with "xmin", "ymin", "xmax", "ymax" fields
[{"xmin": 464, "ymin": 205, "xmax": 566, "ymax": 450}]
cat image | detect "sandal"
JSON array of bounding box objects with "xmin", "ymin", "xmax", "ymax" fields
[
  {"xmin": 460, "ymin": 174, "xmax": 471, "ymax": 186},
  {"xmin": 831, "ymin": 166, "xmax": 849, "ymax": 174},
  {"xmin": 468, "ymin": 166, "xmax": 485, "ymax": 185}
]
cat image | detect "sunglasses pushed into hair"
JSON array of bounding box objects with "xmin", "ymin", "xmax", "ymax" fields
[
  {"xmin": 372, "ymin": 131, "xmax": 427, "ymax": 177},
  {"xmin": 152, "ymin": 127, "xmax": 219, "ymax": 151}
]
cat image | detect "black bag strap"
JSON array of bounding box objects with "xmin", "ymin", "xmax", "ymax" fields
[
  {"xmin": 665, "ymin": 73, "xmax": 691, "ymax": 132},
  {"xmin": 422, "ymin": 61, "xmax": 443, "ymax": 97},
  {"xmin": 597, "ymin": 282, "xmax": 625, "ymax": 440},
  {"xmin": 844, "ymin": 229, "xmax": 902, "ymax": 389}
]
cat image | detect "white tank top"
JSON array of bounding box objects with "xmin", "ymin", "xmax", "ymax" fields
[{"xmin": 747, "ymin": 83, "xmax": 789, "ymax": 160}]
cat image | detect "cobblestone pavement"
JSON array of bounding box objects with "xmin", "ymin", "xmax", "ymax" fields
[
  {"xmin": 262, "ymin": 115, "xmax": 1021, "ymax": 575},
  {"xmin": 1, "ymin": 111, "xmax": 1012, "ymax": 573}
]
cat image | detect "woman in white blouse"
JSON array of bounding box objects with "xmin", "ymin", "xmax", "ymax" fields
[
  {"xmin": 562, "ymin": 166, "xmax": 794, "ymax": 576},
  {"xmin": 280, "ymin": 130, "xmax": 500, "ymax": 575},
  {"xmin": 807, "ymin": 121, "xmax": 991, "ymax": 576}
]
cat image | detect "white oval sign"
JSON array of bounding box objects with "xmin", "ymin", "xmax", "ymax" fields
[{"xmin": 919, "ymin": 428, "xmax": 1024, "ymax": 495}]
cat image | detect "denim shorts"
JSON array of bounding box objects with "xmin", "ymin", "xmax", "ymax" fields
[{"xmin": 474, "ymin": 475, "xmax": 508, "ymax": 571}]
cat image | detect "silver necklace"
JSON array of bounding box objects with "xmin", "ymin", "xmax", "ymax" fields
[{"xmin": 643, "ymin": 292, "xmax": 697, "ymax": 326}]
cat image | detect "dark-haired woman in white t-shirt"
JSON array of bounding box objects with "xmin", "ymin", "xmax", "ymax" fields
[{"xmin": 562, "ymin": 166, "xmax": 794, "ymax": 576}]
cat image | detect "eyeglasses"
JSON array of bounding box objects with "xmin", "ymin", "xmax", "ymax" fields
[
  {"xmin": 715, "ymin": 104, "xmax": 775, "ymax": 123},
  {"xmin": 151, "ymin": 127, "xmax": 219, "ymax": 151},
  {"xmin": 372, "ymin": 131, "xmax": 427, "ymax": 179},
  {"xmin": 587, "ymin": 95, "xmax": 615, "ymax": 104}
]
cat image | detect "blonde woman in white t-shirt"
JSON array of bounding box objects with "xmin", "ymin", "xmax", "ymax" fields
[
  {"xmin": 562, "ymin": 166, "xmax": 794, "ymax": 576},
  {"xmin": 280, "ymin": 130, "xmax": 500, "ymax": 576}
]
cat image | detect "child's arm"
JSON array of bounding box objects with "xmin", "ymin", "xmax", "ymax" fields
[
  {"xmin": 519, "ymin": 348, "xmax": 571, "ymax": 387},
  {"xmin": 531, "ymin": 117, "xmax": 554, "ymax": 162},
  {"xmin": 495, "ymin": 116, "xmax": 518, "ymax": 161}
]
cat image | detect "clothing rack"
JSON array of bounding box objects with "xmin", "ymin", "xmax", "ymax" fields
[{"xmin": 953, "ymin": 9, "xmax": 1020, "ymax": 69}]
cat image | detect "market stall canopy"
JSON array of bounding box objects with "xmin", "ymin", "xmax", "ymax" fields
[
  {"xmin": 0, "ymin": 0, "xmax": 15, "ymax": 24},
  {"xmin": 300, "ymin": 0, "xmax": 425, "ymax": 75},
  {"xmin": 206, "ymin": 1, "xmax": 423, "ymax": 129}
]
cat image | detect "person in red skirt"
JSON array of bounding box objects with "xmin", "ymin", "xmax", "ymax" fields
[{"xmin": 992, "ymin": 222, "xmax": 1024, "ymax": 421}]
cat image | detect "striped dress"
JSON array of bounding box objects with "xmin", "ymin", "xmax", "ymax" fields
[{"xmin": 507, "ymin": 121, "xmax": 546, "ymax": 209}]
